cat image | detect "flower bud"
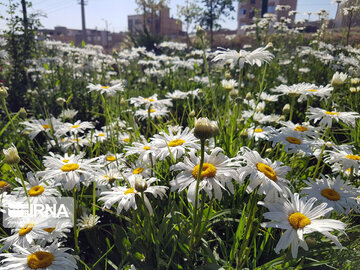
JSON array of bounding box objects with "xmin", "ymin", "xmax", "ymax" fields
[
  {"xmin": 229, "ymin": 89, "xmax": 238, "ymax": 98},
  {"xmin": 120, "ymin": 97, "xmax": 126, "ymax": 105},
  {"xmin": 135, "ymin": 176, "xmax": 148, "ymax": 193},
  {"xmin": 196, "ymin": 25, "xmax": 205, "ymax": 38},
  {"xmin": 331, "ymin": 72, "xmax": 347, "ymax": 86},
  {"xmin": 194, "ymin": 117, "xmax": 219, "ymax": 140},
  {"xmin": 0, "ymin": 86, "xmax": 8, "ymax": 99},
  {"xmin": 245, "ymin": 92, "xmax": 252, "ymax": 100},
  {"xmin": 189, "ymin": 110, "xmax": 195, "ymax": 118},
  {"xmin": 3, "ymin": 144, "xmax": 20, "ymax": 165},
  {"xmin": 56, "ymin": 97, "xmax": 66, "ymax": 106},
  {"xmin": 18, "ymin": 107, "xmax": 27, "ymax": 118},
  {"xmin": 350, "ymin": 87, "xmax": 357, "ymax": 93},
  {"xmin": 265, "ymin": 148, "xmax": 273, "ymax": 153},
  {"xmin": 225, "ymin": 72, "xmax": 231, "ymax": 79},
  {"xmin": 282, "ymin": 104, "xmax": 290, "ymax": 114},
  {"xmin": 350, "ymin": 77, "xmax": 360, "ymax": 85}
]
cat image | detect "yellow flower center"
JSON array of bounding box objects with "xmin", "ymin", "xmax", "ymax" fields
[
  {"xmin": 106, "ymin": 155, "xmax": 116, "ymax": 161},
  {"xmin": 143, "ymin": 146, "xmax": 151, "ymax": 150},
  {"xmin": 321, "ymin": 188, "xmax": 340, "ymax": 201},
  {"xmin": 325, "ymin": 111, "xmax": 339, "ymax": 115},
  {"xmin": 254, "ymin": 128, "xmax": 264, "ymax": 133},
  {"xmin": 133, "ymin": 167, "xmax": 144, "ymax": 174},
  {"xmin": 0, "ymin": 181, "xmax": 9, "ymax": 188},
  {"xmin": 288, "ymin": 212, "xmax": 311, "ymax": 230},
  {"xmin": 307, "ymin": 89, "xmax": 317, "ymax": 92},
  {"xmin": 345, "ymin": 154, "xmax": 360, "ymax": 160},
  {"xmin": 29, "ymin": 185, "xmax": 45, "ymax": 196},
  {"xmin": 71, "ymin": 124, "xmax": 80, "ymax": 128},
  {"xmin": 101, "ymin": 86, "xmax": 110, "ymax": 89},
  {"xmin": 43, "ymin": 227, "xmax": 55, "ymax": 233},
  {"xmin": 192, "ymin": 163, "xmax": 217, "ymax": 180},
  {"xmin": 286, "ymin": 136, "xmax": 302, "ymax": 144},
  {"xmin": 123, "ymin": 138, "xmax": 130, "ymax": 142},
  {"xmin": 145, "ymin": 98, "xmax": 155, "ymax": 102},
  {"xmin": 98, "ymin": 133, "xmax": 105, "ymax": 137},
  {"xmin": 168, "ymin": 139, "xmax": 185, "ymax": 147},
  {"xmin": 61, "ymin": 163, "xmax": 79, "ymax": 172},
  {"xmin": 19, "ymin": 223, "xmax": 35, "ymax": 236},
  {"xmin": 27, "ymin": 251, "xmax": 55, "ymax": 269},
  {"xmin": 256, "ymin": 163, "xmax": 277, "ymax": 181},
  {"xmin": 62, "ymin": 159, "xmax": 69, "ymax": 163},
  {"xmin": 150, "ymin": 109, "xmax": 156, "ymax": 113},
  {"xmin": 41, "ymin": 124, "xmax": 51, "ymax": 130},
  {"xmin": 124, "ymin": 187, "xmax": 135, "ymax": 195},
  {"xmin": 294, "ymin": 126, "xmax": 308, "ymax": 132},
  {"xmin": 224, "ymin": 86, "xmax": 233, "ymax": 91}
]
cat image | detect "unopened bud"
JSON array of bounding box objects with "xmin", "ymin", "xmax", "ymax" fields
[
  {"xmin": 245, "ymin": 92, "xmax": 252, "ymax": 100},
  {"xmin": 350, "ymin": 87, "xmax": 357, "ymax": 93},
  {"xmin": 225, "ymin": 72, "xmax": 231, "ymax": 79},
  {"xmin": 189, "ymin": 110, "xmax": 195, "ymax": 118},
  {"xmin": 120, "ymin": 98, "xmax": 126, "ymax": 105},
  {"xmin": 198, "ymin": 89, "xmax": 204, "ymax": 96},
  {"xmin": 282, "ymin": 104, "xmax": 290, "ymax": 114},
  {"xmin": 240, "ymin": 129, "xmax": 248, "ymax": 137},
  {"xmin": 135, "ymin": 176, "xmax": 148, "ymax": 193},
  {"xmin": 196, "ymin": 25, "xmax": 205, "ymax": 38},
  {"xmin": 194, "ymin": 117, "xmax": 219, "ymax": 140},
  {"xmin": 351, "ymin": 78, "xmax": 360, "ymax": 85},
  {"xmin": 3, "ymin": 144, "xmax": 20, "ymax": 165},
  {"xmin": 0, "ymin": 86, "xmax": 8, "ymax": 99},
  {"xmin": 18, "ymin": 107, "xmax": 27, "ymax": 118},
  {"xmin": 229, "ymin": 89, "xmax": 238, "ymax": 98},
  {"xmin": 280, "ymin": 115, "xmax": 286, "ymax": 121},
  {"xmin": 265, "ymin": 148, "xmax": 273, "ymax": 153},
  {"xmin": 56, "ymin": 97, "xmax": 66, "ymax": 106}
]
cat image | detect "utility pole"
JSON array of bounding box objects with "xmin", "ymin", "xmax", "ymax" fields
[{"xmin": 79, "ymin": 0, "xmax": 87, "ymax": 42}]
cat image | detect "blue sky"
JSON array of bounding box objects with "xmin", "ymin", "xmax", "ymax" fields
[{"xmin": 0, "ymin": 0, "xmax": 338, "ymax": 32}]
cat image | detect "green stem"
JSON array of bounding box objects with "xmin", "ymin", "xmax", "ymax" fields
[
  {"xmin": 189, "ymin": 139, "xmax": 206, "ymax": 253},
  {"xmin": 289, "ymin": 95, "xmax": 296, "ymax": 122},
  {"xmin": 312, "ymin": 127, "xmax": 330, "ymax": 180},
  {"xmin": 2, "ymin": 99, "xmax": 16, "ymax": 132},
  {"xmin": 73, "ymin": 188, "xmax": 80, "ymax": 254},
  {"xmin": 92, "ymin": 181, "xmax": 96, "ymax": 216}
]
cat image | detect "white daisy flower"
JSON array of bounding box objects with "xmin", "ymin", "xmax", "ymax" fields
[
  {"xmin": 90, "ymin": 129, "xmax": 108, "ymax": 143},
  {"xmin": 87, "ymin": 82, "xmax": 124, "ymax": 96},
  {"xmin": 259, "ymin": 92, "xmax": 279, "ymax": 102},
  {"xmin": 151, "ymin": 127, "xmax": 200, "ymax": 161},
  {"xmin": 38, "ymin": 152, "xmax": 100, "ymax": 190},
  {"xmin": 129, "ymin": 94, "xmax": 172, "ymax": 109},
  {"xmin": 12, "ymin": 172, "xmax": 60, "ymax": 204},
  {"xmin": 134, "ymin": 107, "xmax": 169, "ymax": 120},
  {"xmin": 58, "ymin": 135, "xmax": 91, "ymax": 152},
  {"xmin": 246, "ymin": 125, "xmax": 275, "ymax": 141},
  {"xmin": 98, "ymin": 152, "xmax": 125, "ymax": 167},
  {"xmin": 122, "ymin": 160, "xmax": 152, "ymax": 182},
  {"xmin": 165, "ymin": 89, "xmax": 189, "ymax": 100},
  {"xmin": 324, "ymin": 148, "xmax": 360, "ymax": 173},
  {"xmin": 20, "ymin": 118, "xmax": 62, "ymax": 140},
  {"xmin": 271, "ymin": 82, "xmax": 316, "ymax": 101},
  {"xmin": 118, "ymin": 132, "xmax": 133, "ymax": 144},
  {"xmin": 55, "ymin": 120, "xmax": 94, "ymax": 136},
  {"xmin": 59, "ymin": 109, "xmax": 78, "ymax": 120},
  {"xmin": 170, "ymin": 147, "xmax": 239, "ymax": 205},
  {"xmin": 237, "ymin": 147, "xmax": 291, "ymax": 201},
  {"xmin": 98, "ymin": 175, "xmax": 168, "ymax": 215},
  {"xmin": 40, "ymin": 219, "xmax": 72, "ymax": 244},
  {"xmin": 212, "ymin": 44, "xmax": 274, "ymax": 69},
  {"xmin": 301, "ymin": 175, "xmax": 359, "ymax": 214},
  {"xmin": 269, "ymin": 131, "xmax": 313, "ymax": 156},
  {"xmin": 123, "ymin": 139, "xmax": 156, "ymax": 164},
  {"xmin": 0, "ymin": 241, "xmax": 78, "ymax": 269},
  {"xmin": 279, "ymin": 121, "xmax": 319, "ymax": 139},
  {"xmin": 261, "ymin": 192, "xmax": 346, "ymax": 258},
  {"xmin": 331, "ymin": 71, "xmax": 347, "ymax": 86},
  {"xmin": 298, "ymin": 84, "xmax": 333, "ymax": 102},
  {"xmin": 78, "ymin": 213, "xmax": 100, "ymax": 230},
  {"xmin": 221, "ymin": 79, "xmax": 238, "ymax": 91},
  {"xmin": 94, "ymin": 167, "xmax": 123, "ymax": 186},
  {"xmin": 0, "ymin": 217, "xmax": 50, "ymax": 252},
  {"xmin": 307, "ymin": 107, "xmax": 360, "ymax": 128}
]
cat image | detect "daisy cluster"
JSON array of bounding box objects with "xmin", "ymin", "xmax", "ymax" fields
[{"xmin": 1, "ymin": 17, "xmax": 360, "ymax": 268}]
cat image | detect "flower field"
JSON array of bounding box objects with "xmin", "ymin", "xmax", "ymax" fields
[{"xmin": 1, "ymin": 21, "xmax": 360, "ymax": 270}]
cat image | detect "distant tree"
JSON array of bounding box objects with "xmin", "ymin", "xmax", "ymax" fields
[
  {"xmin": 177, "ymin": 0, "xmax": 201, "ymax": 47},
  {"xmin": 135, "ymin": 0, "xmax": 169, "ymax": 33},
  {"xmin": 196, "ymin": 0, "xmax": 235, "ymax": 48}
]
